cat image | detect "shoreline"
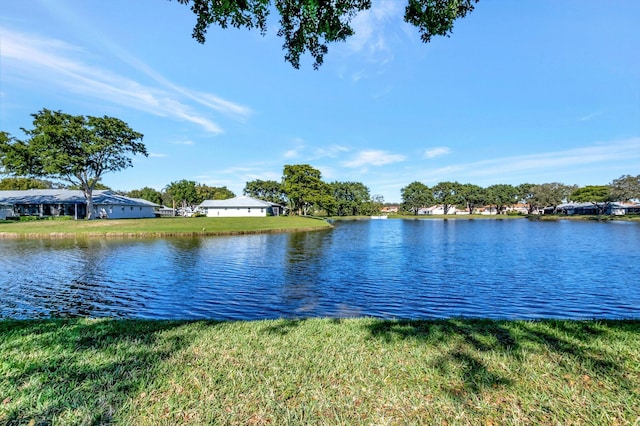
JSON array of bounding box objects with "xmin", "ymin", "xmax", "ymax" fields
[
  {"xmin": 0, "ymin": 226, "xmax": 330, "ymax": 239},
  {"xmin": 1, "ymin": 214, "xmax": 637, "ymax": 239},
  {"xmin": 0, "ymin": 216, "xmax": 332, "ymax": 239}
]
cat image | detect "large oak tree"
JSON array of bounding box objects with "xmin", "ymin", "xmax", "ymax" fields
[
  {"xmin": 175, "ymin": 0, "xmax": 479, "ymax": 69},
  {"xmin": 0, "ymin": 109, "xmax": 147, "ymax": 219},
  {"xmin": 400, "ymin": 181, "xmax": 432, "ymax": 215},
  {"xmin": 610, "ymin": 174, "xmax": 640, "ymax": 202},
  {"xmin": 281, "ymin": 164, "xmax": 328, "ymax": 215},
  {"xmin": 244, "ymin": 179, "xmax": 286, "ymax": 204},
  {"xmin": 571, "ymin": 185, "xmax": 613, "ymax": 215}
]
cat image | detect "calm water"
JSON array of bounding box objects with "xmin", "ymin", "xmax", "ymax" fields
[{"xmin": 1, "ymin": 219, "xmax": 639, "ymax": 320}]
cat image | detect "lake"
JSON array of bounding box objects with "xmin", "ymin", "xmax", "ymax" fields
[{"xmin": 1, "ymin": 219, "xmax": 639, "ymax": 320}]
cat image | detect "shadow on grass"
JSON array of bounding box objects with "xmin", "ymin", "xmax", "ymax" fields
[
  {"xmin": 364, "ymin": 318, "xmax": 640, "ymax": 399},
  {"xmin": 261, "ymin": 318, "xmax": 305, "ymax": 335},
  {"xmin": 0, "ymin": 319, "xmax": 202, "ymax": 425}
]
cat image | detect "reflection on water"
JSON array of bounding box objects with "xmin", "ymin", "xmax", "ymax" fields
[{"xmin": 1, "ymin": 219, "xmax": 639, "ymax": 320}]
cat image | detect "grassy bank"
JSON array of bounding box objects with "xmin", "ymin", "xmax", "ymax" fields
[
  {"xmin": 1, "ymin": 318, "xmax": 639, "ymax": 425},
  {"xmin": 528, "ymin": 214, "xmax": 640, "ymax": 222},
  {"xmin": 328, "ymin": 214, "xmax": 527, "ymax": 221},
  {"xmin": 0, "ymin": 216, "xmax": 331, "ymax": 238}
]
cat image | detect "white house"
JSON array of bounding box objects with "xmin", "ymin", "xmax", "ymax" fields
[
  {"xmin": 198, "ymin": 196, "xmax": 282, "ymax": 217},
  {"xmin": 0, "ymin": 189, "xmax": 159, "ymax": 219},
  {"xmin": 417, "ymin": 205, "xmax": 459, "ymax": 215}
]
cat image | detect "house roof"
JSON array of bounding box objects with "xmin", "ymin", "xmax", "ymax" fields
[
  {"xmin": 0, "ymin": 189, "xmax": 160, "ymax": 207},
  {"xmin": 198, "ymin": 196, "xmax": 279, "ymax": 209},
  {"xmin": 557, "ymin": 202, "xmax": 626, "ymax": 209}
]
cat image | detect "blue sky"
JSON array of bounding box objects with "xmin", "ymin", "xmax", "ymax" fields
[{"xmin": 1, "ymin": 0, "xmax": 639, "ymax": 203}]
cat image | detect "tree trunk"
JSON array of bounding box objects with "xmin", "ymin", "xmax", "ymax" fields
[{"xmin": 85, "ymin": 187, "xmax": 94, "ymax": 220}]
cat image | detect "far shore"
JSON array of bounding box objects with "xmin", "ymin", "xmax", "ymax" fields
[
  {"xmin": 332, "ymin": 213, "xmax": 640, "ymax": 222},
  {"xmin": 2, "ymin": 214, "xmax": 638, "ymax": 239}
]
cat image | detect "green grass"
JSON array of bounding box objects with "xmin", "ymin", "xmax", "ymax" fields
[
  {"xmin": 529, "ymin": 214, "xmax": 640, "ymax": 222},
  {"xmin": 0, "ymin": 216, "xmax": 331, "ymax": 238},
  {"xmin": 328, "ymin": 214, "xmax": 526, "ymax": 221},
  {"xmin": 1, "ymin": 318, "xmax": 639, "ymax": 425}
]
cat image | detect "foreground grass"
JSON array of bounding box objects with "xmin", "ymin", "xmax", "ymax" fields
[
  {"xmin": 1, "ymin": 319, "xmax": 639, "ymax": 425},
  {"xmin": 0, "ymin": 216, "xmax": 331, "ymax": 238}
]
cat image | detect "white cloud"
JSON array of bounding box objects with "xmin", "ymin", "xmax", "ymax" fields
[
  {"xmin": 423, "ymin": 147, "xmax": 451, "ymax": 159},
  {"xmin": 416, "ymin": 138, "xmax": 640, "ymax": 184},
  {"xmin": 0, "ymin": 27, "xmax": 250, "ymax": 133},
  {"xmin": 149, "ymin": 152, "xmax": 168, "ymax": 158},
  {"xmin": 170, "ymin": 140, "xmax": 194, "ymax": 146},
  {"xmin": 311, "ymin": 145, "xmax": 349, "ymax": 159},
  {"xmin": 579, "ymin": 111, "xmax": 604, "ymax": 122},
  {"xmin": 343, "ymin": 150, "xmax": 406, "ymax": 168},
  {"xmin": 282, "ymin": 137, "xmax": 307, "ymax": 159},
  {"xmin": 347, "ymin": 0, "xmax": 400, "ymax": 54},
  {"xmin": 284, "ymin": 149, "xmax": 300, "ymax": 159}
]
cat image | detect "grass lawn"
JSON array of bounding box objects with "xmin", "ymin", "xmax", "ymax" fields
[
  {"xmin": 0, "ymin": 216, "xmax": 331, "ymax": 238},
  {"xmin": 1, "ymin": 318, "xmax": 639, "ymax": 425}
]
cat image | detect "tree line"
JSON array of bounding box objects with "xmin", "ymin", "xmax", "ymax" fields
[
  {"xmin": 2, "ymin": 110, "xmax": 637, "ymax": 218},
  {"xmin": 2, "ymin": 169, "xmax": 638, "ymax": 218},
  {"xmin": 145, "ymin": 164, "xmax": 384, "ymax": 217},
  {"xmin": 0, "ymin": 163, "xmax": 383, "ymax": 217},
  {"xmin": 400, "ymin": 176, "xmax": 640, "ymax": 215}
]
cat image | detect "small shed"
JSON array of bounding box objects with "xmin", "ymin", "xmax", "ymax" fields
[{"xmin": 0, "ymin": 204, "xmax": 15, "ymax": 220}]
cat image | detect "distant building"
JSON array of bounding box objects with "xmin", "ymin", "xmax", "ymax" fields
[
  {"xmin": 417, "ymin": 205, "xmax": 458, "ymax": 215},
  {"xmin": 198, "ymin": 196, "xmax": 282, "ymax": 217},
  {"xmin": 544, "ymin": 202, "xmax": 637, "ymax": 216},
  {"xmin": 381, "ymin": 205, "xmax": 399, "ymax": 213},
  {"xmin": 0, "ymin": 189, "xmax": 159, "ymax": 219}
]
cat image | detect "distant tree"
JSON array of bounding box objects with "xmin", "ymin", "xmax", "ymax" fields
[
  {"xmin": 281, "ymin": 164, "xmax": 327, "ymax": 215},
  {"xmin": 365, "ymin": 194, "xmax": 385, "ymax": 215},
  {"xmin": 458, "ymin": 183, "xmax": 485, "ymax": 214},
  {"xmin": 486, "ymin": 184, "xmax": 518, "ymax": 215},
  {"xmin": 517, "ymin": 183, "xmax": 536, "ymax": 214},
  {"xmin": 196, "ymin": 184, "xmax": 235, "ymax": 201},
  {"xmin": 529, "ymin": 182, "xmax": 576, "ymax": 213},
  {"xmin": 127, "ymin": 187, "xmax": 163, "ymax": 205},
  {"xmin": 175, "ymin": 0, "xmax": 478, "ymax": 69},
  {"xmin": 571, "ymin": 185, "xmax": 613, "ymax": 215},
  {"xmin": 610, "ymin": 174, "xmax": 640, "ymax": 202},
  {"xmin": 401, "ymin": 181, "xmax": 432, "ymax": 215},
  {"xmin": 0, "ymin": 109, "xmax": 146, "ymax": 219},
  {"xmin": 67, "ymin": 182, "xmax": 112, "ymax": 191},
  {"xmin": 431, "ymin": 181, "xmax": 463, "ymax": 214},
  {"xmin": 243, "ymin": 179, "xmax": 286, "ymax": 204},
  {"xmin": 329, "ymin": 181, "xmax": 371, "ymax": 216},
  {"xmin": 0, "ymin": 177, "xmax": 53, "ymax": 190},
  {"xmin": 164, "ymin": 179, "xmax": 199, "ymax": 211}
]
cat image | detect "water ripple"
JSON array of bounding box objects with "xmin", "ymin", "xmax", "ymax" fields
[{"xmin": 1, "ymin": 220, "xmax": 640, "ymax": 319}]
